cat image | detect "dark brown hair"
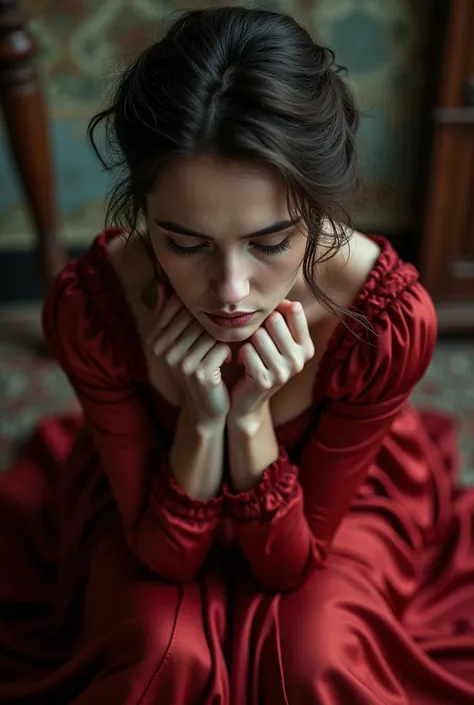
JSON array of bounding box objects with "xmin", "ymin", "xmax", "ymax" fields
[{"xmin": 88, "ymin": 6, "xmax": 362, "ymax": 322}]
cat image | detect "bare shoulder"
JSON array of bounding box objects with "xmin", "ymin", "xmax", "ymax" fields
[
  {"xmin": 303, "ymin": 225, "xmax": 381, "ymax": 334},
  {"xmin": 346, "ymin": 228, "xmax": 382, "ymax": 280},
  {"xmin": 321, "ymin": 225, "xmax": 381, "ymax": 313}
]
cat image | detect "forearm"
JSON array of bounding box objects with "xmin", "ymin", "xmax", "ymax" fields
[
  {"xmin": 227, "ymin": 402, "xmax": 279, "ymax": 493},
  {"xmin": 225, "ymin": 403, "xmax": 319, "ymax": 591},
  {"xmin": 170, "ymin": 406, "xmax": 225, "ymax": 500}
]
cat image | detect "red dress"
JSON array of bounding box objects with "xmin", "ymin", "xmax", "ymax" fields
[{"xmin": 1, "ymin": 228, "xmax": 474, "ymax": 704}]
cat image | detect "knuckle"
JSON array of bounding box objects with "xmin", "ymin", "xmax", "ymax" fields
[
  {"xmin": 196, "ymin": 367, "xmax": 217, "ymax": 386},
  {"xmin": 194, "ymin": 367, "xmax": 206, "ymax": 383},
  {"xmin": 195, "ymin": 367, "xmax": 210, "ymax": 385},
  {"xmin": 259, "ymin": 374, "xmax": 273, "ymax": 390},
  {"xmin": 164, "ymin": 350, "xmax": 178, "ymax": 368},
  {"xmin": 275, "ymin": 370, "xmax": 289, "ymax": 385},
  {"xmin": 180, "ymin": 357, "xmax": 195, "ymax": 376},
  {"xmin": 290, "ymin": 355, "xmax": 304, "ymax": 374}
]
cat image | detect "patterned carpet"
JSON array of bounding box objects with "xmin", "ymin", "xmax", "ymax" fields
[{"xmin": 1, "ymin": 306, "xmax": 474, "ymax": 485}]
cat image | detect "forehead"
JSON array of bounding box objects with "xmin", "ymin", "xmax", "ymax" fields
[{"xmin": 149, "ymin": 154, "xmax": 290, "ymax": 236}]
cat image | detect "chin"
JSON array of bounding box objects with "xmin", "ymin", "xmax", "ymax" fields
[{"xmin": 211, "ymin": 327, "xmax": 255, "ymax": 343}]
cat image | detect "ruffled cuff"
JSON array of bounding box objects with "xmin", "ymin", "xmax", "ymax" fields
[
  {"xmin": 154, "ymin": 452, "xmax": 224, "ymax": 523},
  {"xmin": 223, "ymin": 446, "xmax": 299, "ymax": 521}
]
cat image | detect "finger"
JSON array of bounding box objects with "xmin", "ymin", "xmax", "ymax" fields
[
  {"xmin": 265, "ymin": 312, "xmax": 297, "ymax": 357},
  {"xmin": 252, "ymin": 326, "xmax": 284, "ymax": 370},
  {"xmin": 165, "ymin": 320, "xmax": 206, "ymax": 366},
  {"xmin": 154, "ymin": 282, "xmax": 168, "ymax": 320},
  {"xmin": 158, "ymin": 294, "xmax": 184, "ymax": 329},
  {"xmin": 196, "ymin": 344, "xmax": 232, "ymax": 384},
  {"xmin": 273, "ymin": 300, "xmax": 301, "ymax": 341},
  {"xmin": 240, "ymin": 342, "xmax": 273, "ymax": 389},
  {"xmin": 151, "ymin": 308, "xmax": 193, "ymax": 355},
  {"xmin": 185, "ymin": 334, "xmax": 231, "ymax": 370},
  {"xmin": 146, "ymin": 295, "xmax": 183, "ymax": 347},
  {"xmin": 282, "ymin": 302, "xmax": 313, "ymax": 349},
  {"xmin": 274, "ymin": 299, "xmax": 294, "ymax": 316}
]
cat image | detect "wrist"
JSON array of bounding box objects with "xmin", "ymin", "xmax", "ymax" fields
[
  {"xmin": 171, "ymin": 407, "xmax": 226, "ymax": 501},
  {"xmin": 228, "ymin": 403, "xmax": 270, "ymax": 437},
  {"xmin": 182, "ymin": 405, "xmax": 227, "ymax": 437},
  {"xmin": 227, "ymin": 402, "xmax": 279, "ymax": 494}
]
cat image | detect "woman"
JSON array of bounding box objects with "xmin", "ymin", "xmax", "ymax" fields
[{"xmin": 1, "ymin": 7, "xmax": 473, "ymax": 704}]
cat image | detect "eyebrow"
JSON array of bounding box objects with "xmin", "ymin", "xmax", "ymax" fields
[{"xmin": 154, "ymin": 218, "xmax": 299, "ymax": 240}]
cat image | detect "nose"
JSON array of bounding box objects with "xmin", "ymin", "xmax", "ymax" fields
[{"xmin": 211, "ymin": 255, "xmax": 250, "ymax": 307}]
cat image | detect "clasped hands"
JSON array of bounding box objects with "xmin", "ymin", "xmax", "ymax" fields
[{"xmin": 147, "ymin": 284, "xmax": 315, "ymax": 432}]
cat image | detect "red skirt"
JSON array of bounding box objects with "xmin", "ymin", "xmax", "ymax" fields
[{"xmin": 1, "ymin": 407, "xmax": 474, "ymax": 704}]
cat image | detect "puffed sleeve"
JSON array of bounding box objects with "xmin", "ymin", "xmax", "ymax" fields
[
  {"xmin": 42, "ymin": 261, "xmax": 223, "ymax": 583},
  {"xmin": 224, "ymin": 282, "xmax": 437, "ymax": 592}
]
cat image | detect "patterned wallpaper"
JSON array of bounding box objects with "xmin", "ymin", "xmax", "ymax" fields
[{"xmin": 0, "ymin": 0, "xmax": 435, "ymax": 249}]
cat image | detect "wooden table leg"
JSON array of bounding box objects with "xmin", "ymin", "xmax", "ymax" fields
[{"xmin": 0, "ymin": 0, "xmax": 66, "ymax": 285}]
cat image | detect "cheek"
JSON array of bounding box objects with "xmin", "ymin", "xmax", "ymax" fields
[
  {"xmin": 156, "ymin": 249, "xmax": 191, "ymax": 282},
  {"xmin": 257, "ymin": 257, "xmax": 301, "ymax": 294},
  {"xmin": 157, "ymin": 254, "xmax": 207, "ymax": 303}
]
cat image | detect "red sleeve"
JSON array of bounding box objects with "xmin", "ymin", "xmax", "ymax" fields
[
  {"xmin": 223, "ymin": 282, "xmax": 437, "ymax": 592},
  {"xmin": 42, "ymin": 262, "xmax": 223, "ymax": 583}
]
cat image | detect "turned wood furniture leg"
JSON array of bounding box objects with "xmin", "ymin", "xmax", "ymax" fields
[{"xmin": 0, "ymin": 0, "xmax": 66, "ymax": 285}]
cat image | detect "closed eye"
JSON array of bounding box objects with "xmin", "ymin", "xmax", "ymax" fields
[
  {"xmin": 252, "ymin": 237, "xmax": 292, "ymax": 256},
  {"xmin": 164, "ymin": 238, "xmax": 204, "ymax": 256},
  {"xmin": 164, "ymin": 236, "xmax": 293, "ymax": 257}
]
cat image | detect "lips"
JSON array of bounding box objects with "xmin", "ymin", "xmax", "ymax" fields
[
  {"xmin": 205, "ymin": 311, "xmax": 255, "ymax": 328},
  {"xmin": 208, "ymin": 312, "xmax": 252, "ymax": 318}
]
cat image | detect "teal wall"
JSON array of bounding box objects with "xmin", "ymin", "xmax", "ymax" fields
[{"xmin": 0, "ymin": 0, "xmax": 435, "ymax": 252}]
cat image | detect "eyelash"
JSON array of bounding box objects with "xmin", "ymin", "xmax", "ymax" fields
[{"xmin": 164, "ymin": 236, "xmax": 292, "ymax": 257}]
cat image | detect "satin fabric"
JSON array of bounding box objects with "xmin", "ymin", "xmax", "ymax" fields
[{"xmin": 1, "ymin": 229, "xmax": 473, "ymax": 704}]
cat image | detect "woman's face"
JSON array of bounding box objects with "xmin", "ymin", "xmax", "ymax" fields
[{"xmin": 146, "ymin": 154, "xmax": 307, "ymax": 343}]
